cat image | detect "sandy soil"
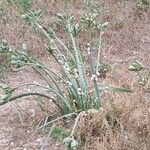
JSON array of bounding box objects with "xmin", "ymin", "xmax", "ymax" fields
[
  {"xmin": 0, "ymin": 67, "xmax": 64, "ymax": 150},
  {"xmin": 0, "ymin": 0, "xmax": 150, "ymax": 149}
]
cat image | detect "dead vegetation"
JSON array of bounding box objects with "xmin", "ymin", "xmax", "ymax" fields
[
  {"xmin": 76, "ymin": 97, "xmax": 150, "ymax": 150},
  {"xmin": 0, "ymin": 0, "xmax": 150, "ymax": 150}
]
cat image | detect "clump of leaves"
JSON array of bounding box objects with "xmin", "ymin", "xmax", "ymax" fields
[
  {"xmin": 0, "ymin": 9, "xmax": 132, "ymax": 150},
  {"xmin": 0, "ymin": 40, "xmax": 10, "ymax": 53},
  {"xmin": 136, "ymin": 0, "xmax": 150, "ymax": 10},
  {"xmin": 63, "ymin": 136, "xmax": 79, "ymax": 150},
  {"xmin": 113, "ymin": 18, "xmax": 124, "ymax": 29},
  {"xmin": 0, "ymin": 40, "xmax": 11, "ymax": 76},
  {"xmin": 82, "ymin": 0, "xmax": 101, "ymax": 14},
  {"xmin": 6, "ymin": 0, "xmax": 33, "ymax": 12},
  {"xmin": 22, "ymin": 10, "xmax": 43, "ymax": 30},
  {"xmin": 52, "ymin": 126, "xmax": 68, "ymax": 140},
  {"xmin": 128, "ymin": 62, "xmax": 143, "ymax": 72},
  {"xmin": 19, "ymin": 0, "xmax": 33, "ymax": 11},
  {"xmin": 0, "ymin": 83, "xmax": 14, "ymax": 103},
  {"xmin": 128, "ymin": 61, "xmax": 150, "ymax": 87}
]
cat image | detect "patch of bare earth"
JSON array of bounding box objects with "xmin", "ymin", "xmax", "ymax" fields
[
  {"xmin": 0, "ymin": 0, "xmax": 150, "ymax": 150},
  {"xmin": 0, "ymin": 100, "xmax": 64, "ymax": 150},
  {"xmin": 0, "ymin": 67, "xmax": 64, "ymax": 150}
]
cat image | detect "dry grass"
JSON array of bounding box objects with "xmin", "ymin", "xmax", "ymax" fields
[
  {"xmin": 0, "ymin": 0, "xmax": 150, "ymax": 149},
  {"xmin": 76, "ymin": 94, "xmax": 150, "ymax": 150},
  {"xmin": 74, "ymin": 64, "xmax": 150, "ymax": 149}
]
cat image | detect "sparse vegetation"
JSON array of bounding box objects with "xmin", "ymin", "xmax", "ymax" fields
[
  {"xmin": 6, "ymin": 0, "xmax": 33, "ymax": 11},
  {"xmin": 136, "ymin": 0, "xmax": 150, "ymax": 10},
  {"xmin": 0, "ymin": 8, "xmax": 132, "ymax": 149},
  {"xmin": 128, "ymin": 62, "xmax": 150, "ymax": 87},
  {"xmin": 52, "ymin": 126, "xmax": 68, "ymax": 140},
  {"xmin": 113, "ymin": 18, "xmax": 124, "ymax": 29},
  {"xmin": 0, "ymin": 0, "xmax": 150, "ymax": 150}
]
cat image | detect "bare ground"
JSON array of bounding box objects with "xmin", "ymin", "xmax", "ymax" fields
[
  {"xmin": 0, "ymin": 67, "xmax": 64, "ymax": 150},
  {"xmin": 0, "ymin": 0, "xmax": 150, "ymax": 150}
]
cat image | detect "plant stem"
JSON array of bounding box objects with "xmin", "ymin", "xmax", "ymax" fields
[
  {"xmin": 70, "ymin": 112, "xmax": 81, "ymax": 137},
  {"xmin": 88, "ymin": 29, "xmax": 101, "ymax": 108},
  {"xmin": 0, "ymin": 92, "xmax": 55, "ymax": 105},
  {"xmin": 37, "ymin": 112, "xmax": 77, "ymax": 130},
  {"xmin": 96, "ymin": 31, "xmax": 102, "ymax": 73},
  {"xmin": 40, "ymin": 123, "xmax": 55, "ymax": 150}
]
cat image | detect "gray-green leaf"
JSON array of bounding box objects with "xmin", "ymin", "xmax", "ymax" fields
[{"xmin": 128, "ymin": 62, "xmax": 143, "ymax": 71}]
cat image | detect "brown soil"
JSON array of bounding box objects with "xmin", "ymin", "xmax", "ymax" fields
[
  {"xmin": 0, "ymin": 67, "xmax": 64, "ymax": 149},
  {"xmin": 0, "ymin": 0, "xmax": 150, "ymax": 150}
]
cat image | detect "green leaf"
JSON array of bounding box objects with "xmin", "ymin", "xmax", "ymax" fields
[
  {"xmin": 72, "ymin": 23, "xmax": 80, "ymax": 37},
  {"xmin": 11, "ymin": 50, "xmax": 29, "ymax": 68},
  {"xmin": 47, "ymin": 28, "xmax": 56, "ymax": 39},
  {"xmin": 56, "ymin": 13, "xmax": 73, "ymax": 23},
  {"xmin": 52, "ymin": 126, "xmax": 68, "ymax": 140},
  {"xmin": 22, "ymin": 10, "xmax": 43, "ymax": 29},
  {"xmin": 56, "ymin": 13, "xmax": 66, "ymax": 21},
  {"xmin": 63, "ymin": 136, "xmax": 79, "ymax": 150},
  {"xmin": 99, "ymin": 85, "xmax": 132, "ymax": 93},
  {"xmin": 138, "ymin": 77, "xmax": 148, "ymax": 86},
  {"xmin": 0, "ymin": 40, "xmax": 10, "ymax": 54},
  {"xmin": 0, "ymin": 83, "xmax": 14, "ymax": 102},
  {"xmin": 128, "ymin": 62, "xmax": 143, "ymax": 71},
  {"xmin": 70, "ymin": 138, "xmax": 79, "ymax": 149}
]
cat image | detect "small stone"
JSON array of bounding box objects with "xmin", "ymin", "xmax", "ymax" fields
[{"xmin": 27, "ymin": 130, "xmax": 30, "ymax": 133}]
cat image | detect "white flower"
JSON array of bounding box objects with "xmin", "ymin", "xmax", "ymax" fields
[
  {"xmin": 87, "ymin": 51, "xmax": 91, "ymax": 55},
  {"xmin": 91, "ymin": 74, "xmax": 97, "ymax": 81},
  {"xmin": 38, "ymin": 25, "xmax": 43, "ymax": 29},
  {"xmin": 96, "ymin": 71, "xmax": 100, "ymax": 76},
  {"xmin": 87, "ymin": 47, "xmax": 91, "ymax": 55},
  {"xmin": 87, "ymin": 47, "xmax": 90, "ymax": 51},
  {"xmin": 79, "ymin": 92, "xmax": 84, "ymax": 96},
  {"xmin": 60, "ymin": 80, "xmax": 63, "ymax": 83},
  {"xmin": 78, "ymin": 88, "xmax": 82, "ymax": 92},
  {"xmin": 87, "ymin": 43, "xmax": 90, "ymax": 46},
  {"xmin": 67, "ymin": 81, "xmax": 73, "ymax": 86}
]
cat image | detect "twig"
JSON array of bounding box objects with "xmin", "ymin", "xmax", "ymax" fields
[{"xmin": 40, "ymin": 123, "xmax": 55, "ymax": 150}]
